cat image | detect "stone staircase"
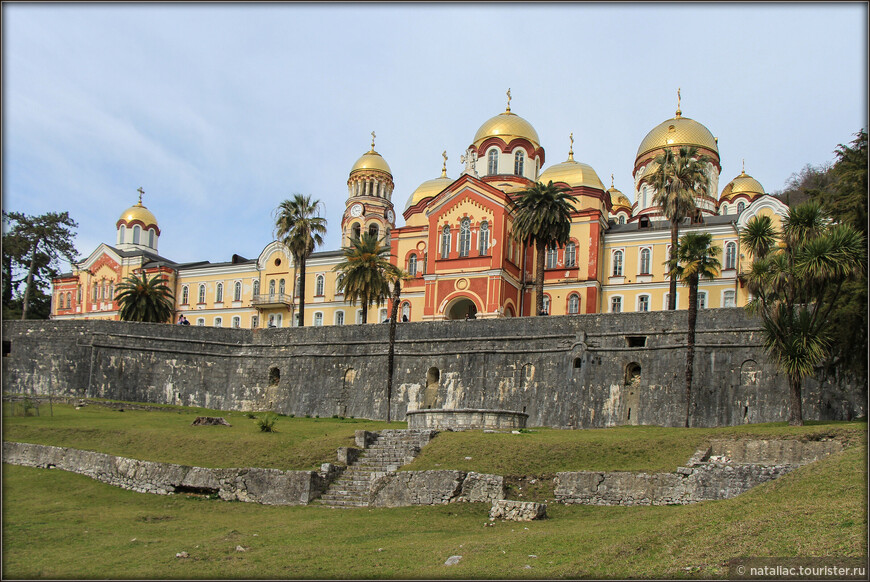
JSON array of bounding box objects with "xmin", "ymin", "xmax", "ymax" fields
[{"xmin": 318, "ymin": 429, "xmax": 437, "ymax": 507}]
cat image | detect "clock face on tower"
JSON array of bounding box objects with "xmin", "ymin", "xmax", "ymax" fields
[
  {"xmin": 350, "ymin": 203, "xmax": 363, "ymax": 217},
  {"xmin": 386, "ymin": 210, "xmax": 395, "ymax": 222}
]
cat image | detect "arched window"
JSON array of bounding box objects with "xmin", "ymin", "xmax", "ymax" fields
[
  {"xmin": 215, "ymin": 283, "xmax": 223, "ymax": 303},
  {"xmin": 253, "ymin": 279, "xmax": 260, "ymax": 297},
  {"xmin": 313, "ymin": 312, "xmax": 323, "ymax": 326},
  {"xmin": 546, "ymin": 246, "xmax": 558, "ymax": 269},
  {"xmin": 93, "ymin": 283, "xmax": 98, "ymax": 302},
  {"xmin": 514, "ymin": 150, "xmax": 525, "ymax": 175},
  {"xmin": 232, "ymin": 316, "xmax": 241, "ymax": 328},
  {"xmin": 279, "ymin": 278, "xmax": 286, "ymax": 295},
  {"xmin": 459, "ymin": 218, "xmax": 471, "ymax": 257},
  {"xmin": 441, "ymin": 225, "xmax": 450, "ymax": 259},
  {"xmin": 66, "ymin": 292, "xmax": 71, "ymax": 309},
  {"xmin": 723, "ymin": 290, "xmax": 736, "ymax": 308},
  {"xmin": 133, "ymin": 225, "xmax": 141, "ymax": 244},
  {"xmin": 565, "ymin": 241, "xmax": 576, "ymax": 267},
  {"xmin": 638, "ymin": 295, "xmax": 650, "ymax": 312},
  {"xmin": 198, "ymin": 284, "xmax": 206, "ymax": 304},
  {"xmin": 737, "ymin": 201, "xmax": 746, "ymax": 214},
  {"xmin": 315, "ymin": 274, "xmax": 325, "ymax": 296},
  {"xmin": 611, "ymin": 296, "xmax": 622, "ymax": 313},
  {"xmin": 479, "ymin": 221, "xmax": 489, "ymax": 255},
  {"xmin": 108, "ymin": 282, "xmax": 113, "ymax": 301},
  {"xmin": 640, "ymin": 248, "xmax": 651, "ymax": 274},
  {"xmin": 351, "ymin": 223, "xmax": 361, "ymax": 240},
  {"xmin": 335, "ymin": 310, "xmax": 345, "ymax": 325},
  {"xmin": 401, "ymin": 301, "xmax": 411, "ymax": 321},
  {"xmin": 368, "ymin": 224, "xmax": 379, "ymax": 239},
  {"xmin": 251, "ymin": 315, "xmax": 259, "ymax": 328},
  {"xmin": 214, "ymin": 317, "xmax": 222, "ymax": 328},
  {"xmin": 148, "ymin": 229, "xmax": 155, "ymax": 248},
  {"xmin": 77, "ymin": 286, "xmax": 82, "ymax": 303},
  {"xmin": 336, "ymin": 274, "xmax": 345, "ymax": 295},
  {"xmin": 379, "ymin": 308, "xmax": 388, "ymax": 323},
  {"xmin": 612, "ymin": 250, "xmax": 624, "ymax": 276},
  {"xmin": 294, "ymin": 276, "xmax": 300, "ymax": 296},
  {"xmin": 356, "ymin": 309, "xmax": 364, "ymax": 324},
  {"xmin": 722, "ymin": 204, "xmax": 728, "ymax": 215},
  {"xmin": 725, "ymin": 242, "xmax": 737, "ymax": 269},
  {"xmin": 196, "ymin": 318, "xmax": 205, "ymax": 326},
  {"xmin": 487, "ymin": 148, "xmax": 498, "ymax": 175},
  {"xmin": 567, "ymin": 293, "xmax": 580, "ymax": 315},
  {"xmin": 618, "ymin": 215, "xmax": 626, "ymax": 225},
  {"xmin": 234, "ymin": 281, "xmax": 242, "ymax": 301},
  {"xmin": 269, "ymin": 279, "xmax": 276, "ymax": 297},
  {"xmin": 408, "ymin": 253, "xmax": 417, "ymax": 276},
  {"xmin": 181, "ymin": 286, "xmax": 189, "ymax": 305},
  {"xmin": 542, "ymin": 295, "xmax": 550, "ymax": 315},
  {"xmin": 119, "ymin": 225, "xmax": 126, "ymax": 243}
]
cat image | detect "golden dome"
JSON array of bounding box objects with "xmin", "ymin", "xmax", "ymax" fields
[
  {"xmin": 720, "ymin": 170, "xmax": 765, "ymax": 201},
  {"xmin": 405, "ymin": 175, "xmax": 453, "ymax": 212},
  {"xmin": 635, "ymin": 115, "xmax": 719, "ymax": 161},
  {"xmin": 119, "ymin": 202, "xmax": 158, "ymax": 228},
  {"xmin": 608, "ymin": 188, "xmax": 631, "ymax": 209},
  {"xmin": 473, "ymin": 111, "xmax": 540, "ymax": 147},
  {"xmin": 538, "ymin": 157, "xmax": 605, "ymax": 190},
  {"xmin": 350, "ymin": 149, "xmax": 392, "ymax": 175}
]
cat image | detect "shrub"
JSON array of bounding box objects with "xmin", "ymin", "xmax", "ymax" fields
[
  {"xmin": 245, "ymin": 412, "xmax": 257, "ymax": 419},
  {"xmin": 257, "ymin": 413, "xmax": 278, "ymax": 433}
]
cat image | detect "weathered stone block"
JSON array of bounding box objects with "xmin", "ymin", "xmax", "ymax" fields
[{"xmin": 490, "ymin": 499, "xmax": 547, "ymax": 521}]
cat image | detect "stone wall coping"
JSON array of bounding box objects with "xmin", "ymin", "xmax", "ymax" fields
[{"xmin": 405, "ymin": 408, "xmax": 529, "ymax": 417}]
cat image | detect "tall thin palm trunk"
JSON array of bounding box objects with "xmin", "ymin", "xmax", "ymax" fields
[
  {"xmin": 297, "ymin": 255, "xmax": 307, "ymax": 327},
  {"xmin": 685, "ymin": 275, "xmax": 699, "ymax": 427},
  {"xmin": 386, "ymin": 279, "xmax": 401, "ymax": 422},
  {"xmin": 788, "ymin": 374, "xmax": 804, "ymax": 426},
  {"xmin": 668, "ymin": 225, "xmax": 679, "ymax": 310},
  {"xmin": 535, "ymin": 243, "xmax": 546, "ymax": 314}
]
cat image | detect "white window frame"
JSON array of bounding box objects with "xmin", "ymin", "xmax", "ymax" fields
[
  {"xmin": 567, "ymin": 293, "xmax": 580, "ymax": 315},
  {"xmin": 214, "ymin": 317, "xmax": 222, "ymax": 328},
  {"xmin": 610, "ymin": 295, "xmax": 623, "ymax": 313},
  {"xmin": 639, "ymin": 247, "xmax": 652, "ymax": 274},
  {"xmin": 441, "ymin": 225, "xmax": 451, "ymax": 259},
  {"xmin": 725, "ymin": 241, "xmax": 737, "ymax": 270},
  {"xmin": 565, "ymin": 241, "xmax": 576, "ymax": 268},
  {"xmin": 698, "ymin": 291, "xmax": 707, "ymax": 310},
  {"xmin": 542, "ymin": 295, "xmax": 551, "ymax": 315},
  {"xmin": 356, "ymin": 309, "xmax": 364, "ymax": 324},
  {"xmin": 637, "ymin": 295, "xmax": 650, "ymax": 312},
  {"xmin": 232, "ymin": 316, "xmax": 241, "ymax": 328},
  {"xmin": 315, "ymin": 274, "xmax": 325, "ymax": 296},
  {"xmin": 722, "ymin": 289, "xmax": 736, "ymax": 308},
  {"xmin": 215, "ymin": 282, "xmax": 223, "ymax": 303},
  {"xmin": 514, "ymin": 150, "xmax": 524, "ymax": 176},
  {"xmin": 335, "ymin": 310, "xmax": 345, "ymax": 325},
  {"xmin": 198, "ymin": 284, "xmax": 206, "ymax": 304},
  {"xmin": 479, "ymin": 221, "xmax": 489, "ymax": 256},
  {"xmin": 459, "ymin": 218, "xmax": 471, "ymax": 257},
  {"xmin": 487, "ymin": 148, "xmax": 498, "ymax": 175},
  {"xmin": 313, "ymin": 312, "xmax": 324, "ymax": 326},
  {"xmin": 546, "ymin": 246, "xmax": 558, "ymax": 269},
  {"xmin": 196, "ymin": 318, "xmax": 205, "ymax": 326},
  {"xmin": 408, "ymin": 253, "xmax": 417, "ymax": 276},
  {"xmin": 612, "ymin": 249, "xmax": 624, "ymax": 277},
  {"xmin": 234, "ymin": 281, "xmax": 242, "ymax": 301},
  {"xmin": 181, "ymin": 285, "xmax": 189, "ymax": 305}
]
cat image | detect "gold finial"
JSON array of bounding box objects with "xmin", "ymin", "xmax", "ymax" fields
[
  {"xmin": 568, "ymin": 132, "xmax": 574, "ymax": 161},
  {"xmin": 611, "ymin": 173, "xmax": 615, "ymax": 189},
  {"xmin": 441, "ymin": 150, "xmax": 448, "ymax": 177},
  {"xmin": 370, "ymin": 131, "xmax": 376, "ymax": 152},
  {"xmin": 136, "ymin": 187, "xmax": 144, "ymax": 205},
  {"xmin": 506, "ymin": 88, "xmax": 512, "ymax": 112},
  {"xmin": 742, "ymin": 159, "xmax": 746, "ymax": 175},
  {"xmin": 675, "ymin": 87, "xmax": 682, "ymax": 118}
]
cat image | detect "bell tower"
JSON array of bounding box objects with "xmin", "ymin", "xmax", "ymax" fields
[{"xmin": 342, "ymin": 131, "xmax": 396, "ymax": 246}]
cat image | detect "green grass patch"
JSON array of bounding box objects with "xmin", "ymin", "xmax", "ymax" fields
[
  {"xmin": 2, "ymin": 444, "xmax": 866, "ymax": 579},
  {"xmin": 2, "ymin": 401, "xmax": 405, "ymax": 470}
]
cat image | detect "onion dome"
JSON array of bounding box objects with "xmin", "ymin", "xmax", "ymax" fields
[
  {"xmin": 472, "ymin": 90, "xmax": 540, "ymax": 148},
  {"xmin": 405, "ymin": 152, "xmax": 454, "ymax": 212},
  {"xmin": 118, "ymin": 188, "xmax": 158, "ymax": 229},
  {"xmin": 607, "ymin": 175, "xmax": 632, "ymax": 209},
  {"xmin": 720, "ymin": 163, "xmax": 765, "ymax": 202},
  {"xmin": 538, "ymin": 138, "xmax": 604, "ymax": 190},
  {"xmin": 350, "ymin": 131, "xmax": 392, "ymax": 175},
  {"xmin": 635, "ymin": 91, "xmax": 718, "ymax": 162}
]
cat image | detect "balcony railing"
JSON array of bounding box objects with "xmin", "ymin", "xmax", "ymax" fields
[{"xmin": 252, "ymin": 293, "xmax": 294, "ymax": 308}]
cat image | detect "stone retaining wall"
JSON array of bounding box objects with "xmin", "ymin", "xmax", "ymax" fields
[
  {"xmin": 406, "ymin": 409, "xmax": 528, "ymax": 430},
  {"xmin": 2, "ymin": 441, "xmax": 330, "ymax": 505},
  {"xmin": 368, "ymin": 470, "xmax": 504, "ymax": 507},
  {"xmin": 554, "ymin": 439, "xmax": 844, "ymax": 506}
]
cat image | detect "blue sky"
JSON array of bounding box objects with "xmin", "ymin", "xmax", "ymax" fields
[{"xmin": 3, "ymin": 3, "xmax": 867, "ymax": 270}]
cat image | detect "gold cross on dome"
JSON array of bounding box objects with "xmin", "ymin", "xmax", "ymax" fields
[
  {"xmin": 568, "ymin": 132, "xmax": 574, "ymax": 160},
  {"xmin": 506, "ymin": 88, "xmax": 512, "ymax": 112},
  {"xmin": 137, "ymin": 187, "xmax": 144, "ymax": 204},
  {"xmin": 441, "ymin": 150, "xmax": 448, "ymax": 176},
  {"xmin": 371, "ymin": 131, "xmax": 376, "ymax": 151},
  {"xmin": 676, "ymin": 87, "xmax": 682, "ymax": 117}
]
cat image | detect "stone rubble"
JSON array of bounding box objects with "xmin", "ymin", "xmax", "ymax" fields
[{"xmin": 489, "ymin": 499, "xmax": 547, "ymax": 521}]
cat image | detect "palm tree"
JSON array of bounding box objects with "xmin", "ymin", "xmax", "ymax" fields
[
  {"xmin": 509, "ymin": 180, "xmax": 578, "ymax": 315},
  {"xmin": 384, "ymin": 266, "xmax": 412, "ymax": 422},
  {"xmin": 333, "ymin": 233, "xmax": 391, "ymax": 324},
  {"xmin": 742, "ymin": 201, "xmax": 865, "ymax": 425},
  {"xmin": 274, "ymin": 195, "xmax": 327, "ymax": 327},
  {"xmin": 649, "ymin": 146, "xmax": 712, "ymax": 310},
  {"xmin": 668, "ymin": 232, "xmax": 721, "ymax": 427},
  {"xmin": 115, "ymin": 271, "xmax": 175, "ymax": 323},
  {"xmin": 739, "ymin": 214, "xmax": 777, "ymax": 260}
]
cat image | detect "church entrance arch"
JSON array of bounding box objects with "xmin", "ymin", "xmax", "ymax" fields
[{"xmin": 445, "ymin": 296, "xmax": 478, "ymax": 320}]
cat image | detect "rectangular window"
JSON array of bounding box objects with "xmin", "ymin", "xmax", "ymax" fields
[
  {"xmin": 565, "ymin": 242, "xmax": 576, "ymax": 267},
  {"xmin": 723, "ymin": 290, "xmax": 736, "ymax": 308},
  {"xmin": 638, "ymin": 295, "xmax": 650, "ymax": 312},
  {"xmin": 214, "ymin": 317, "xmax": 222, "ymax": 327},
  {"xmin": 611, "ymin": 296, "xmax": 622, "ymax": 313},
  {"xmin": 251, "ymin": 316, "xmax": 259, "ymax": 328},
  {"xmin": 698, "ymin": 292, "xmax": 707, "ymax": 309}
]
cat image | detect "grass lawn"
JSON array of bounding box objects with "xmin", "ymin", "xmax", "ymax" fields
[
  {"xmin": 2, "ymin": 401, "xmax": 405, "ymax": 470},
  {"xmin": 2, "ymin": 442, "xmax": 866, "ymax": 579}
]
